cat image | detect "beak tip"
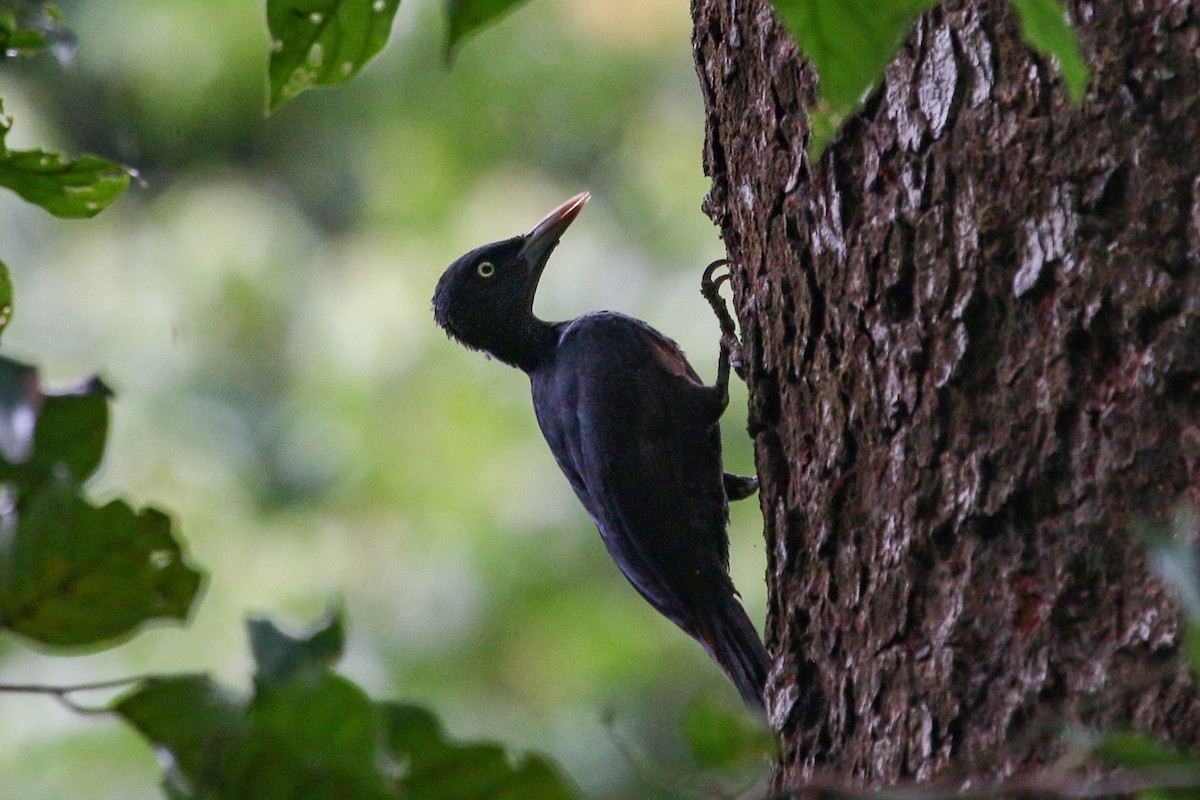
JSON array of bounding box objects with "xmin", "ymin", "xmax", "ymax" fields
[
  {"xmin": 559, "ymin": 191, "xmax": 592, "ymax": 220},
  {"xmin": 525, "ymin": 191, "xmax": 592, "ymax": 243}
]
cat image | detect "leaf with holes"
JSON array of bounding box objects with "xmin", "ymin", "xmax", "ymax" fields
[
  {"xmin": 444, "ymin": 0, "xmax": 530, "ymax": 62},
  {"xmin": 0, "ymin": 100, "xmax": 130, "ymax": 219},
  {"xmin": 0, "ymin": 101, "xmax": 130, "ymax": 218},
  {"xmin": 0, "ymin": 479, "xmax": 204, "ymax": 647},
  {"xmin": 266, "ymin": 0, "xmax": 401, "ymax": 113},
  {"xmin": 0, "ymin": 149, "xmax": 130, "ymax": 218},
  {"xmin": 1010, "ymin": 0, "xmax": 1088, "ymax": 104}
]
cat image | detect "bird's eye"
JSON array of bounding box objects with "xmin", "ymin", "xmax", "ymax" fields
[{"xmin": 476, "ymin": 261, "xmax": 495, "ymax": 278}]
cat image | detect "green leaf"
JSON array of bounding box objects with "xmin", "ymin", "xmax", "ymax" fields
[
  {"xmin": 682, "ymin": 693, "xmax": 778, "ymax": 770},
  {"xmin": 113, "ymin": 613, "xmax": 577, "ymax": 799},
  {"xmin": 0, "ymin": 479, "xmax": 204, "ymax": 646},
  {"xmin": 0, "ymin": 100, "xmax": 130, "ymax": 218},
  {"xmin": 0, "ymin": 101, "xmax": 127, "ymax": 217},
  {"xmin": 380, "ymin": 703, "xmax": 445, "ymax": 761},
  {"xmin": 1010, "ymin": 0, "xmax": 1088, "ymax": 104},
  {"xmin": 0, "ymin": 149, "xmax": 131, "ymax": 218},
  {"xmin": 770, "ymin": 0, "xmax": 938, "ymax": 157},
  {"xmin": 381, "ymin": 702, "xmax": 579, "ymax": 799},
  {"xmin": 250, "ymin": 676, "xmax": 377, "ymax": 773},
  {"xmin": 13, "ymin": 386, "xmax": 110, "ymax": 485},
  {"xmin": 0, "ymin": 355, "xmax": 110, "ymax": 488},
  {"xmin": 0, "ymin": 357, "xmax": 200, "ymax": 648},
  {"xmin": 807, "ymin": 102, "xmax": 848, "ymax": 165},
  {"xmin": 0, "ymin": 258, "xmax": 12, "ymax": 340},
  {"xmin": 115, "ymin": 675, "xmax": 251, "ymax": 790},
  {"xmin": 265, "ymin": 0, "xmax": 401, "ymax": 113},
  {"xmin": 249, "ymin": 610, "xmax": 345, "ymax": 687},
  {"xmin": 246, "ymin": 673, "xmax": 393, "ymax": 799},
  {"xmin": 444, "ymin": 0, "xmax": 530, "ymax": 62},
  {"xmin": 118, "ymin": 617, "xmax": 396, "ymax": 800}
]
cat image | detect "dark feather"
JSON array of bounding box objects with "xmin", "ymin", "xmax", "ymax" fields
[{"xmin": 532, "ymin": 313, "xmax": 765, "ymax": 705}]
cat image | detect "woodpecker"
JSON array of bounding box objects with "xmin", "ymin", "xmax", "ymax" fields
[{"xmin": 432, "ymin": 193, "xmax": 767, "ymax": 709}]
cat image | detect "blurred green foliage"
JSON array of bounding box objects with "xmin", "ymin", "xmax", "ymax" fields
[
  {"xmin": 115, "ymin": 613, "xmax": 579, "ymax": 799},
  {"xmin": 683, "ymin": 693, "xmax": 777, "ymax": 771},
  {"xmin": 0, "ymin": 0, "xmax": 767, "ymax": 797}
]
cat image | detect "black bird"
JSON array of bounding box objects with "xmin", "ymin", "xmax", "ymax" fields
[{"xmin": 432, "ymin": 193, "xmax": 767, "ymax": 709}]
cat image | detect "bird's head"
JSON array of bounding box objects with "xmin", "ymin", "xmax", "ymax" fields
[{"xmin": 433, "ymin": 192, "xmax": 589, "ymax": 368}]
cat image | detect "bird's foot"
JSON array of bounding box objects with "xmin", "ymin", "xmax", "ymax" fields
[{"xmin": 701, "ymin": 259, "xmax": 747, "ymax": 381}]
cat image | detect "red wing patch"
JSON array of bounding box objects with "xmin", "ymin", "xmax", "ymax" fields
[{"xmin": 651, "ymin": 340, "xmax": 692, "ymax": 377}]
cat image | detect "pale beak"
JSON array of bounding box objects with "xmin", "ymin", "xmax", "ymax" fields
[{"xmin": 518, "ymin": 191, "xmax": 590, "ymax": 269}]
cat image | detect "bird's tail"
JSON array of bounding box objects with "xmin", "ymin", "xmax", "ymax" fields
[{"xmin": 701, "ymin": 595, "xmax": 768, "ymax": 711}]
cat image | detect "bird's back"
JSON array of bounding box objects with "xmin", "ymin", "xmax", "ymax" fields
[{"xmin": 529, "ymin": 311, "xmax": 733, "ymax": 631}]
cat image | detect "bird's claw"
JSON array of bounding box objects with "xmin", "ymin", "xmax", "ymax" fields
[
  {"xmin": 701, "ymin": 258, "xmax": 730, "ymax": 290},
  {"xmin": 700, "ymin": 259, "xmax": 733, "ymax": 325},
  {"xmin": 701, "ymin": 259, "xmax": 746, "ymax": 381}
]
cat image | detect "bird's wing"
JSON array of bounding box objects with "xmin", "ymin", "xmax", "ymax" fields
[{"xmin": 532, "ymin": 313, "xmax": 732, "ymax": 633}]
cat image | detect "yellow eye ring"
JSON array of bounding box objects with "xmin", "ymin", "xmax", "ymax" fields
[{"xmin": 477, "ymin": 261, "xmax": 495, "ymax": 278}]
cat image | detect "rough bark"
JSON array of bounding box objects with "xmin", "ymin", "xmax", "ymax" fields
[{"xmin": 691, "ymin": 0, "xmax": 1200, "ymax": 788}]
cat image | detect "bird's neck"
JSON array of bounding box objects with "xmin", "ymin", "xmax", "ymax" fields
[{"xmin": 488, "ymin": 315, "xmax": 558, "ymax": 373}]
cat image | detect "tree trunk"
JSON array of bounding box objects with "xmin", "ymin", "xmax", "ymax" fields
[{"xmin": 691, "ymin": 0, "xmax": 1200, "ymax": 788}]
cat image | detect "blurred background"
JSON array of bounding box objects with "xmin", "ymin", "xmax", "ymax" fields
[{"xmin": 0, "ymin": 0, "xmax": 766, "ymax": 796}]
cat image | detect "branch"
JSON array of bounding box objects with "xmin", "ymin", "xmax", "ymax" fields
[{"xmin": 0, "ymin": 674, "xmax": 152, "ymax": 714}]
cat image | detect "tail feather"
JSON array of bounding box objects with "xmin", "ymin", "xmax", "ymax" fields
[{"xmin": 702, "ymin": 596, "xmax": 768, "ymax": 711}]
